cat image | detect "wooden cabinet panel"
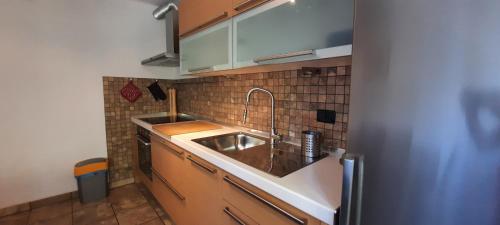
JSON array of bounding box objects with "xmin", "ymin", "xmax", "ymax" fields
[
  {"xmin": 179, "ymin": 0, "xmax": 233, "ymax": 37},
  {"xmin": 222, "ymin": 173, "xmax": 321, "ymax": 225},
  {"xmin": 152, "ymin": 172, "xmax": 189, "ymax": 225},
  {"xmin": 184, "ymin": 154, "xmax": 223, "ymax": 225},
  {"xmin": 149, "ymin": 135, "xmax": 325, "ymax": 225},
  {"xmin": 221, "ymin": 201, "xmax": 259, "ymax": 225},
  {"xmin": 232, "ymin": 0, "xmax": 271, "ymax": 15},
  {"xmin": 151, "ymin": 135, "xmax": 186, "ymax": 192}
]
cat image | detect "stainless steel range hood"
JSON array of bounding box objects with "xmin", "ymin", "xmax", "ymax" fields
[{"xmin": 141, "ymin": 0, "xmax": 179, "ymax": 66}]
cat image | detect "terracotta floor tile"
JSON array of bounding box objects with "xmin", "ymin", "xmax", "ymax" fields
[
  {"xmin": 28, "ymin": 201, "xmax": 72, "ymax": 225},
  {"xmin": 29, "ymin": 213, "xmax": 71, "ymax": 225},
  {"xmin": 73, "ymin": 201, "xmax": 115, "ymax": 225},
  {"xmin": 72, "ymin": 197, "xmax": 109, "ymax": 211},
  {"xmin": 108, "ymin": 185, "xmax": 147, "ymax": 212},
  {"xmin": 86, "ymin": 216, "xmax": 118, "ymax": 225},
  {"xmin": 140, "ymin": 218, "xmax": 164, "ymax": 225},
  {"xmin": 114, "ymin": 203, "xmax": 158, "ymax": 225},
  {"xmin": 0, "ymin": 211, "xmax": 29, "ymax": 225}
]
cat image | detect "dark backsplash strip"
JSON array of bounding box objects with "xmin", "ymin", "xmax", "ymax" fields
[
  {"xmin": 103, "ymin": 77, "xmax": 173, "ymax": 183},
  {"xmin": 175, "ymin": 65, "xmax": 351, "ymax": 149}
]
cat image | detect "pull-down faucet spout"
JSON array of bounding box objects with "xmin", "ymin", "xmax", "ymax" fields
[{"xmin": 243, "ymin": 88, "xmax": 281, "ymax": 146}]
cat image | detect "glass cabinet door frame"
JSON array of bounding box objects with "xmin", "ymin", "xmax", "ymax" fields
[
  {"xmin": 232, "ymin": 0, "xmax": 353, "ymax": 68},
  {"xmin": 180, "ymin": 19, "xmax": 233, "ymax": 74}
]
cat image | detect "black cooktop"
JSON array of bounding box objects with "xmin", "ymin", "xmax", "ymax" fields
[{"xmin": 140, "ymin": 115, "xmax": 195, "ymax": 124}]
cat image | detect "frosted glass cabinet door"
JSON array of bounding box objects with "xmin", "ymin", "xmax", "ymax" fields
[
  {"xmin": 233, "ymin": 0, "xmax": 354, "ymax": 68},
  {"xmin": 180, "ymin": 20, "xmax": 232, "ymax": 74}
]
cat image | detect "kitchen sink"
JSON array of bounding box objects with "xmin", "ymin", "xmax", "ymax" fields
[
  {"xmin": 192, "ymin": 132, "xmax": 327, "ymax": 177},
  {"xmin": 192, "ymin": 132, "xmax": 266, "ymax": 152}
]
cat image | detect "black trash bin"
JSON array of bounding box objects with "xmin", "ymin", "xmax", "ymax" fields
[{"xmin": 74, "ymin": 158, "xmax": 109, "ymax": 203}]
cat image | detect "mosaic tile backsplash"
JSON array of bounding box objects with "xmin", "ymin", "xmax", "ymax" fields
[
  {"xmin": 175, "ymin": 65, "xmax": 351, "ymax": 150},
  {"xmin": 103, "ymin": 77, "xmax": 172, "ymax": 183},
  {"xmin": 103, "ymin": 63, "xmax": 351, "ymax": 184}
]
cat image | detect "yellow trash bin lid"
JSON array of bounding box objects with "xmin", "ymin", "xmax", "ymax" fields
[{"xmin": 74, "ymin": 158, "xmax": 108, "ymax": 177}]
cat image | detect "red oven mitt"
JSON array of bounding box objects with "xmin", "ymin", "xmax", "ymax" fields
[{"xmin": 120, "ymin": 80, "xmax": 142, "ymax": 103}]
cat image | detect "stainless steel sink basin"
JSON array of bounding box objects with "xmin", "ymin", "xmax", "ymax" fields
[
  {"xmin": 192, "ymin": 132, "xmax": 266, "ymax": 152},
  {"xmin": 192, "ymin": 132, "xmax": 327, "ymax": 177}
]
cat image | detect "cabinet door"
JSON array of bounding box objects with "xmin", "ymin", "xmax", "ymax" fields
[
  {"xmin": 184, "ymin": 154, "xmax": 223, "ymax": 225},
  {"xmin": 179, "ymin": 0, "xmax": 233, "ymax": 37},
  {"xmin": 233, "ymin": 0, "xmax": 354, "ymax": 68},
  {"xmin": 180, "ymin": 20, "xmax": 232, "ymax": 74},
  {"xmin": 151, "ymin": 135, "xmax": 186, "ymax": 193},
  {"xmin": 222, "ymin": 173, "xmax": 322, "ymax": 225},
  {"xmin": 152, "ymin": 171, "xmax": 189, "ymax": 225}
]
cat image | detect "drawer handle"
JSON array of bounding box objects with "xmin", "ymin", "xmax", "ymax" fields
[
  {"xmin": 154, "ymin": 136, "xmax": 184, "ymax": 157},
  {"xmin": 234, "ymin": 0, "xmax": 270, "ymax": 11},
  {"xmin": 224, "ymin": 207, "xmax": 248, "ymax": 225},
  {"xmin": 223, "ymin": 176, "xmax": 306, "ymax": 225},
  {"xmin": 181, "ymin": 12, "xmax": 228, "ymax": 37},
  {"xmin": 152, "ymin": 168, "xmax": 186, "ymax": 201},
  {"xmin": 187, "ymin": 155, "xmax": 217, "ymax": 174},
  {"xmin": 253, "ymin": 50, "xmax": 315, "ymax": 63},
  {"xmin": 188, "ymin": 66, "xmax": 214, "ymax": 73},
  {"xmin": 136, "ymin": 135, "xmax": 151, "ymax": 146}
]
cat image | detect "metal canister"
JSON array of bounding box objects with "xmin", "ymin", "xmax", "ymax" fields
[{"xmin": 301, "ymin": 130, "xmax": 321, "ymax": 157}]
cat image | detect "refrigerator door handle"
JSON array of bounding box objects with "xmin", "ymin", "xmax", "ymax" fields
[{"xmin": 339, "ymin": 153, "xmax": 364, "ymax": 225}]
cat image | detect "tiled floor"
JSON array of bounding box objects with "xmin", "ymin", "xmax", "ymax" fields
[{"xmin": 0, "ymin": 184, "xmax": 173, "ymax": 225}]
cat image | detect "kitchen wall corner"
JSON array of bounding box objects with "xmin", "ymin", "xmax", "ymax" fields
[{"xmin": 103, "ymin": 77, "xmax": 173, "ymax": 185}]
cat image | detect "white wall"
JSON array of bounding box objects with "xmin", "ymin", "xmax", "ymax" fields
[{"xmin": 0, "ymin": 0, "xmax": 179, "ymax": 208}]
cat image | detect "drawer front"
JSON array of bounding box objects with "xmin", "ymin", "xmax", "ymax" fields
[
  {"xmin": 151, "ymin": 135, "xmax": 185, "ymax": 191},
  {"xmin": 185, "ymin": 154, "xmax": 222, "ymax": 225},
  {"xmin": 186, "ymin": 154, "xmax": 222, "ymax": 225},
  {"xmin": 221, "ymin": 201, "xmax": 259, "ymax": 225},
  {"xmin": 152, "ymin": 172, "xmax": 188, "ymax": 225},
  {"xmin": 222, "ymin": 174, "xmax": 319, "ymax": 225}
]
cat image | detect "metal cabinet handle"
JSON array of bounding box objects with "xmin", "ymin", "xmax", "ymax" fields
[
  {"xmin": 153, "ymin": 136, "xmax": 184, "ymax": 157},
  {"xmin": 188, "ymin": 66, "xmax": 214, "ymax": 73},
  {"xmin": 181, "ymin": 12, "xmax": 228, "ymax": 37},
  {"xmin": 152, "ymin": 168, "xmax": 186, "ymax": 201},
  {"xmin": 253, "ymin": 50, "xmax": 315, "ymax": 63},
  {"xmin": 224, "ymin": 207, "xmax": 248, "ymax": 225},
  {"xmin": 223, "ymin": 176, "xmax": 306, "ymax": 225},
  {"xmin": 234, "ymin": 0, "xmax": 270, "ymax": 11},
  {"xmin": 136, "ymin": 135, "xmax": 151, "ymax": 146},
  {"xmin": 187, "ymin": 155, "xmax": 217, "ymax": 174}
]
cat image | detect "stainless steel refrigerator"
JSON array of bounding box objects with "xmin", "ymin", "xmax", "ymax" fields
[{"xmin": 345, "ymin": 0, "xmax": 500, "ymax": 225}]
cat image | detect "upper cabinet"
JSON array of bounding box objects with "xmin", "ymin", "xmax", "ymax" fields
[
  {"xmin": 233, "ymin": 0, "xmax": 353, "ymax": 68},
  {"xmin": 232, "ymin": 0, "xmax": 271, "ymax": 15},
  {"xmin": 178, "ymin": 0, "xmax": 233, "ymax": 37},
  {"xmin": 180, "ymin": 20, "xmax": 233, "ymax": 74},
  {"xmin": 178, "ymin": 0, "xmax": 354, "ymax": 74}
]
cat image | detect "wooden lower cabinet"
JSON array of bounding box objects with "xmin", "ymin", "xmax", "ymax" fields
[
  {"xmin": 222, "ymin": 173, "xmax": 322, "ymax": 225},
  {"xmin": 221, "ymin": 201, "xmax": 259, "ymax": 225},
  {"xmin": 152, "ymin": 171, "xmax": 189, "ymax": 225},
  {"xmin": 151, "ymin": 137, "xmax": 323, "ymax": 225},
  {"xmin": 184, "ymin": 154, "xmax": 222, "ymax": 225},
  {"xmin": 151, "ymin": 135, "xmax": 186, "ymax": 191}
]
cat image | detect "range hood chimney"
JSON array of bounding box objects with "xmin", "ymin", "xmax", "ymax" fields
[{"xmin": 141, "ymin": 0, "xmax": 180, "ymax": 66}]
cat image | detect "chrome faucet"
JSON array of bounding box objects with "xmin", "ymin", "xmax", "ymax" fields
[{"xmin": 243, "ymin": 87, "xmax": 281, "ymax": 146}]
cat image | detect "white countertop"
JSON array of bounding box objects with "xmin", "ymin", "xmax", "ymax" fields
[{"xmin": 131, "ymin": 114, "xmax": 344, "ymax": 225}]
